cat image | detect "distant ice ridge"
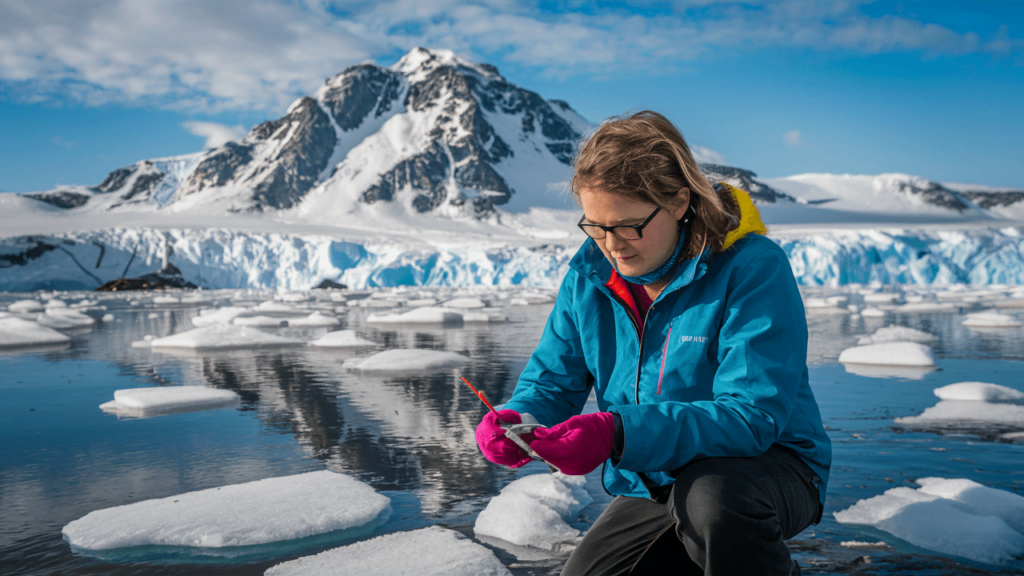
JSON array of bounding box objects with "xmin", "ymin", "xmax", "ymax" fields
[
  {"xmin": 1, "ymin": 225, "xmax": 1022, "ymax": 291},
  {"xmin": 834, "ymin": 477, "xmax": 1024, "ymax": 565},
  {"xmin": 62, "ymin": 471, "xmax": 391, "ymax": 555}
]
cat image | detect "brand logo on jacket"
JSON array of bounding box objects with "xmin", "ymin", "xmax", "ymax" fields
[{"xmin": 678, "ymin": 335, "xmax": 708, "ymax": 344}]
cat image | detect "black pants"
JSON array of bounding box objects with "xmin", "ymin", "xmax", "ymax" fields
[{"xmin": 561, "ymin": 445, "xmax": 822, "ymax": 576}]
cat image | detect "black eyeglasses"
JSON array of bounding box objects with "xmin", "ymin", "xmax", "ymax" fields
[{"xmin": 577, "ymin": 207, "xmax": 662, "ymax": 240}]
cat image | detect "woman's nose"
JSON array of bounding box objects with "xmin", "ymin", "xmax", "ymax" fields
[{"xmin": 603, "ymin": 232, "xmax": 627, "ymax": 252}]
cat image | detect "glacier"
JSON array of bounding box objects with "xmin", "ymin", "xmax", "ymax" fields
[{"xmin": 1, "ymin": 225, "xmax": 1021, "ymax": 292}]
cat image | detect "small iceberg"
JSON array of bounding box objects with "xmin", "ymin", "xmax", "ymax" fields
[
  {"xmin": 62, "ymin": 471, "xmax": 391, "ymax": 560},
  {"xmin": 36, "ymin": 308, "xmax": 96, "ymax": 329},
  {"xmin": 343, "ymin": 349, "xmax": 469, "ymax": 372},
  {"xmin": 442, "ymin": 297, "xmax": 486, "ymax": 309},
  {"xmin": 233, "ymin": 315, "xmax": 288, "ymax": 327},
  {"xmin": 286, "ymin": 312, "xmax": 339, "ymax": 327},
  {"xmin": 0, "ymin": 317, "xmax": 71, "ymax": 348},
  {"xmin": 265, "ymin": 526, "xmax": 511, "ymax": 576},
  {"xmin": 839, "ymin": 342, "xmax": 937, "ymax": 379},
  {"xmin": 857, "ymin": 326, "xmax": 936, "ymax": 346},
  {"xmin": 192, "ymin": 307, "xmax": 250, "ymax": 327},
  {"xmin": 100, "ymin": 386, "xmax": 239, "ymax": 418},
  {"xmin": 834, "ymin": 477, "xmax": 1024, "ymax": 565},
  {"xmin": 150, "ymin": 325, "xmax": 304, "ymax": 350},
  {"xmin": 962, "ymin": 311, "xmax": 1023, "ymax": 328},
  {"xmin": 895, "ymin": 382, "xmax": 1024, "ymax": 434},
  {"xmin": 7, "ymin": 299, "xmax": 45, "ymax": 313},
  {"xmin": 474, "ymin": 473, "xmax": 592, "ymax": 551},
  {"xmin": 367, "ymin": 307, "xmax": 463, "ymax": 325},
  {"xmin": 309, "ymin": 330, "xmax": 375, "ymax": 349}
]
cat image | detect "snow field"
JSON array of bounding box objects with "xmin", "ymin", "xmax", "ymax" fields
[
  {"xmin": 343, "ymin": 349, "xmax": 469, "ymax": 372},
  {"xmin": 838, "ymin": 342, "xmax": 936, "ymax": 367},
  {"xmin": 474, "ymin": 473, "xmax": 592, "ymax": 550},
  {"xmin": 834, "ymin": 477, "xmax": 1024, "ymax": 565},
  {"xmin": 99, "ymin": 386, "xmax": 239, "ymax": 417},
  {"xmin": 63, "ymin": 471, "xmax": 391, "ymax": 552},
  {"xmin": 264, "ymin": 526, "xmax": 511, "ymax": 576}
]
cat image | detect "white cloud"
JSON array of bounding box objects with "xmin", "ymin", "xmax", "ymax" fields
[
  {"xmin": 0, "ymin": 1, "xmax": 1018, "ymax": 113},
  {"xmin": 690, "ymin": 145, "xmax": 725, "ymax": 165},
  {"xmin": 181, "ymin": 121, "xmax": 247, "ymax": 149},
  {"xmin": 784, "ymin": 130, "xmax": 803, "ymax": 147}
]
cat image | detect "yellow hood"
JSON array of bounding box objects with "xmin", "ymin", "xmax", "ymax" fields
[{"xmin": 717, "ymin": 182, "xmax": 768, "ymax": 252}]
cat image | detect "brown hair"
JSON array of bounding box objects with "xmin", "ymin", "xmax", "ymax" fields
[{"xmin": 571, "ymin": 110, "xmax": 738, "ymax": 259}]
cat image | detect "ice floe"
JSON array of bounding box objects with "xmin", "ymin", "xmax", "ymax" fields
[
  {"xmin": 7, "ymin": 299, "xmax": 44, "ymax": 313},
  {"xmin": 265, "ymin": 526, "xmax": 511, "ymax": 576},
  {"xmin": 150, "ymin": 325, "xmax": 304, "ymax": 350},
  {"xmin": 100, "ymin": 386, "xmax": 239, "ymax": 417},
  {"xmin": 255, "ymin": 301, "xmax": 305, "ymax": 313},
  {"xmin": 344, "ymin": 349, "xmax": 469, "ymax": 372},
  {"xmin": 838, "ymin": 342, "xmax": 936, "ymax": 366},
  {"xmin": 36, "ymin": 307, "xmax": 96, "ymax": 329},
  {"xmin": 860, "ymin": 307, "xmax": 886, "ymax": 317},
  {"xmin": 475, "ymin": 473, "xmax": 591, "ymax": 550},
  {"xmin": 63, "ymin": 471, "xmax": 391, "ymax": 556},
  {"xmin": 443, "ymin": 297, "xmax": 486, "ymax": 309},
  {"xmin": 192, "ymin": 307, "xmax": 249, "ymax": 327},
  {"xmin": 232, "ymin": 315, "xmax": 288, "ymax": 327},
  {"xmin": 0, "ymin": 317, "xmax": 71, "ymax": 348},
  {"xmin": 834, "ymin": 477, "xmax": 1024, "ymax": 565},
  {"xmin": 309, "ymin": 330, "xmax": 376, "ymax": 348},
  {"xmin": 286, "ymin": 312, "xmax": 340, "ymax": 327},
  {"xmin": 152, "ymin": 296, "xmax": 180, "ymax": 305},
  {"xmin": 962, "ymin": 311, "xmax": 1023, "ymax": 328},
  {"xmin": 366, "ymin": 307, "xmax": 463, "ymax": 325},
  {"xmin": 895, "ymin": 382, "xmax": 1024, "ymax": 433},
  {"xmin": 857, "ymin": 326, "xmax": 936, "ymax": 346}
]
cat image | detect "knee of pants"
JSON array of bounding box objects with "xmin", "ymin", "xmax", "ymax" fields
[{"xmin": 671, "ymin": 467, "xmax": 763, "ymax": 538}]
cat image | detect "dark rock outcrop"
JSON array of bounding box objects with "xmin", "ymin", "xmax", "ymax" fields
[
  {"xmin": 960, "ymin": 189, "xmax": 1024, "ymax": 209},
  {"xmin": 894, "ymin": 180, "xmax": 972, "ymax": 212},
  {"xmin": 24, "ymin": 191, "xmax": 91, "ymax": 209},
  {"xmin": 699, "ymin": 164, "xmax": 795, "ymax": 203}
]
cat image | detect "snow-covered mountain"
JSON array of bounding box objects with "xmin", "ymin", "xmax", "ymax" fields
[{"xmin": 25, "ymin": 48, "xmax": 590, "ymax": 218}]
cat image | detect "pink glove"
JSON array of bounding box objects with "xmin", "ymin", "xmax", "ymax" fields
[
  {"xmin": 529, "ymin": 412, "xmax": 615, "ymax": 476},
  {"xmin": 475, "ymin": 409, "xmax": 536, "ymax": 468}
]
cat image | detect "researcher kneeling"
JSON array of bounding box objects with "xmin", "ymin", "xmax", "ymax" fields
[{"xmin": 475, "ymin": 111, "xmax": 831, "ymax": 576}]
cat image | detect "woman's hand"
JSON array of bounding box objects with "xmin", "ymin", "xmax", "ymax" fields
[
  {"xmin": 530, "ymin": 412, "xmax": 615, "ymax": 475},
  {"xmin": 475, "ymin": 409, "xmax": 535, "ymax": 468}
]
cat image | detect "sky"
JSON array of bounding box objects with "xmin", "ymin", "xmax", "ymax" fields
[{"xmin": 1, "ymin": 0, "xmax": 1022, "ymax": 193}]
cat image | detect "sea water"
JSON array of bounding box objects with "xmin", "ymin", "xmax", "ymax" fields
[{"xmin": 1, "ymin": 289, "xmax": 1022, "ymax": 575}]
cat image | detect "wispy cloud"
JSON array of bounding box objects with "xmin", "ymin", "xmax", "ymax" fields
[
  {"xmin": 784, "ymin": 130, "xmax": 804, "ymax": 147},
  {"xmin": 49, "ymin": 136, "xmax": 77, "ymax": 148},
  {"xmin": 691, "ymin": 145, "xmax": 725, "ymax": 165},
  {"xmin": 181, "ymin": 121, "xmax": 247, "ymax": 149},
  {"xmin": 1, "ymin": 1, "xmax": 1019, "ymax": 113}
]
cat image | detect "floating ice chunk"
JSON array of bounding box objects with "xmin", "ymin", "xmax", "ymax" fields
[
  {"xmin": 916, "ymin": 477, "xmax": 1024, "ymax": 534},
  {"xmin": 894, "ymin": 302, "xmax": 957, "ymax": 313},
  {"xmin": 463, "ymin": 312, "xmax": 505, "ymax": 323},
  {"xmin": 840, "ymin": 541, "xmax": 888, "ymax": 548},
  {"xmin": 46, "ymin": 299, "xmax": 67, "ymax": 308},
  {"xmin": 286, "ymin": 312, "xmax": 339, "ymax": 327},
  {"xmin": 265, "ymin": 526, "xmax": 511, "ymax": 576},
  {"xmin": 443, "ymin": 297, "xmax": 486, "ymax": 309},
  {"xmin": 963, "ymin": 311, "xmax": 1023, "ymax": 328},
  {"xmin": 233, "ymin": 315, "xmax": 288, "ymax": 327},
  {"xmin": 147, "ymin": 313, "xmax": 160, "ymax": 319},
  {"xmin": 152, "ymin": 296, "xmax": 180, "ymax": 305},
  {"xmin": 63, "ymin": 471, "xmax": 391, "ymax": 553},
  {"xmin": 1002, "ymin": 432, "xmax": 1024, "ymax": 444},
  {"xmin": 895, "ymin": 401, "xmax": 1024, "ymax": 429},
  {"xmin": 150, "ymin": 325, "xmax": 304, "ymax": 350},
  {"xmin": 100, "ymin": 386, "xmax": 239, "ymax": 417},
  {"xmin": 863, "ymin": 293, "xmax": 902, "ymax": 304},
  {"xmin": 309, "ymin": 330, "xmax": 375, "ymax": 348},
  {"xmin": 474, "ymin": 473, "xmax": 588, "ymax": 550},
  {"xmin": 101, "ymin": 314, "xmax": 114, "ymax": 322},
  {"xmin": 38, "ymin": 307, "xmax": 96, "ymax": 328},
  {"xmin": 277, "ymin": 292, "xmax": 310, "ymax": 303},
  {"xmin": 7, "ymin": 299, "xmax": 44, "ymax": 313},
  {"xmin": 834, "ymin": 479, "xmax": 1024, "ymax": 565},
  {"xmin": 861, "ymin": 307, "xmax": 886, "ymax": 317},
  {"xmin": 843, "ymin": 364, "xmax": 936, "ymax": 380},
  {"xmin": 344, "ymin": 349, "xmax": 469, "ymax": 372},
  {"xmin": 0, "ymin": 317, "xmax": 71, "ymax": 347},
  {"xmin": 838, "ymin": 342, "xmax": 936, "ymax": 367},
  {"xmin": 857, "ymin": 326, "xmax": 936, "ymax": 346},
  {"xmin": 934, "ymin": 382, "xmax": 1024, "ymax": 404},
  {"xmin": 406, "ymin": 298, "xmax": 438, "ymax": 308},
  {"xmin": 255, "ymin": 301, "xmax": 304, "ymax": 313},
  {"xmin": 192, "ymin": 307, "xmax": 250, "ymax": 327},
  {"xmin": 367, "ymin": 307, "xmax": 462, "ymax": 325}
]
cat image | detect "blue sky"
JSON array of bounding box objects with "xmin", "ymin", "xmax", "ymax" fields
[{"xmin": 1, "ymin": 0, "xmax": 1022, "ymax": 193}]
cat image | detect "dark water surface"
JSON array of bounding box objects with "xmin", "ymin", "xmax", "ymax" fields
[{"xmin": 1, "ymin": 291, "xmax": 1023, "ymax": 575}]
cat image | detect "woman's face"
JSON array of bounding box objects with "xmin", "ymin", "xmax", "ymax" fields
[{"xmin": 578, "ymin": 187, "xmax": 690, "ymax": 278}]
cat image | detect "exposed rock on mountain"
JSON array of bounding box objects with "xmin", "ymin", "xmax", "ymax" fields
[
  {"xmin": 894, "ymin": 180, "xmax": 971, "ymax": 212},
  {"xmin": 699, "ymin": 164, "xmax": 795, "ymax": 203}
]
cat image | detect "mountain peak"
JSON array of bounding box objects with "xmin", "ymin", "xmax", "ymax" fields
[{"xmin": 391, "ymin": 47, "xmax": 503, "ymax": 82}]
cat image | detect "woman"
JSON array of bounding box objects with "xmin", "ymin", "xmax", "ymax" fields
[{"xmin": 475, "ymin": 111, "xmax": 831, "ymax": 576}]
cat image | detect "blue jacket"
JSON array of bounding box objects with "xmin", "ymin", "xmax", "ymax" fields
[{"xmin": 504, "ymin": 186, "xmax": 831, "ymax": 505}]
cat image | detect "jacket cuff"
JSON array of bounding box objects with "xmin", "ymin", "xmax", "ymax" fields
[{"xmin": 610, "ymin": 411, "xmax": 624, "ymax": 460}]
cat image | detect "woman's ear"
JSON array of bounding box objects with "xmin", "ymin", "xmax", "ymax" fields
[{"xmin": 671, "ymin": 187, "xmax": 691, "ymax": 220}]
